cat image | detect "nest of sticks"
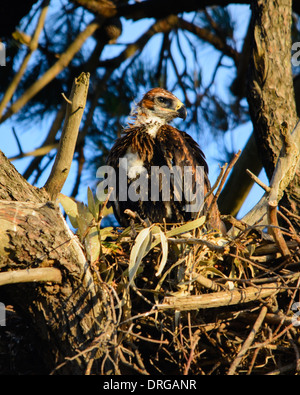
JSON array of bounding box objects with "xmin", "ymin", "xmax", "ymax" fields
[
  {"xmin": 90, "ymin": 203, "xmax": 299, "ymax": 375},
  {"xmin": 84, "ymin": 151, "xmax": 300, "ymax": 375}
]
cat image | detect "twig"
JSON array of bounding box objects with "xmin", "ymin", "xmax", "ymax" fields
[
  {"xmin": 118, "ymin": 329, "xmax": 168, "ymax": 345},
  {"xmin": 191, "ymin": 272, "xmax": 223, "ymax": 292},
  {"xmin": 167, "ymin": 237, "xmax": 226, "ymax": 252},
  {"xmin": 196, "ymin": 163, "xmax": 226, "ymax": 220},
  {"xmin": 266, "ymin": 363, "xmax": 298, "ymax": 375},
  {"xmin": 99, "ymin": 187, "xmax": 113, "ymax": 219},
  {"xmin": 287, "ymin": 330, "xmax": 300, "ymax": 372},
  {"xmin": 44, "ymin": 72, "xmax": 90, "ymax": 200},
  {"xmin": 9, "ymin": 143, "xmax": 59, "ymax": 161},
  {"xmin": 246, "ymin": 169, "xmax": 270, "ymax": 192},
  {"xmin": 227, "ymin": 305, "xmax": 268, "ymax": 375},
  {"xmin": 204, "ymin": 163, "xmax": 227, "ymax": 202},
  {"xmin": 0, "ymin": 267, "xmax": 62, "ymax": 286},
  {"xmin": 183, "ymin": 331, "xmax": 201, "ymax": 375},
  {"xmin": 11, "ymin": 127, "xmax": 24, "ymax": 156},
  {"xmin": 268, "ymin": 202, "xmax": 291, "ymax": 257},
  {"xmin": 206, "ymin": 150, "xmax": 241, "ymax": 221},
  {"xmin": 61, "ymin": 92, "xmax": 73, "ymax": 105},
  {"xmin": 124, "ymin": 209, "xmax": 150, "ymax": 228}
]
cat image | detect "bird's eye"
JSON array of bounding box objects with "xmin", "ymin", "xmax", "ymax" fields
[{"xmin": 157, "ymin": 97, "xmax": 171, "ymax": 106}]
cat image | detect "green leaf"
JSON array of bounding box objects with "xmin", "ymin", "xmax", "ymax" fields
[
  {"xmin": 87, "ymin": 187, "xmax": 97, "ymax": 219},
  {"xmin": 128, "ymin": 227, "xmax": 152, "ymax": 287},
  {"xmin": 85, "ymin": 226, "xmax": 101, "ymax": 264},
  {"xmin": 166, "ymin": 216, "xmax": 206, "ymax": 238},
  {"xmin": 99, "ymin": 226, "xmax": 114, "ymax": 241},
  {"xmin": 155, "ymin": 230, "xmax": 168, "ymax": 277},
  {"xmin": 77, "ymin": 201, "xmax": 94, "ymax": 241},
  {"xmin": 58, "ymin": 193, "xmax": 79, "ymax": 229}
]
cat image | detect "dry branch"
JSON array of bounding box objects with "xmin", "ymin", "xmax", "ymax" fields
[
  {"xmin": 0, "ymin": 268, "xmax": 62, "ymax": 286},
  {"xmin": 9, "ymin": 143, "xmax": 59, "ymax": 161},
  {"xmin": 157, "ymin": 282, "xmax": 285, "ymax": 311},
  {"xmin": 227, "ymin": 306, "xmax": 268, "ymax": 375},
  {"xmin": 207, "ymin": 150, "xmax": 241, "ymax": 221},
  {"xmin": 44, "ymin": 72, "xmax": 89, "ymax": 200}
]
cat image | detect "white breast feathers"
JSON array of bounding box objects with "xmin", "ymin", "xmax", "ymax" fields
[{"xmin": 120, "ymin": 149, "xmax": 146, "ymax": 179}]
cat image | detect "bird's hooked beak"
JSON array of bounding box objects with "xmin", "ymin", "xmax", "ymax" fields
[{"xmin": 175, "ymin": 101, "xmax": 187, "ymax": 120}]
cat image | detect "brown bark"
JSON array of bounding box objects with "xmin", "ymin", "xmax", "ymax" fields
[
  {"xmin": 44, "ymin": 72, "xmax": 90, "ymax": 200},
  {"xmin": 0, "ymin": 152, "xmax": 110, "ymax": 373},
  {"xmin": 247, "ymin": 0, "xmax": 300, "ymax": 220}
]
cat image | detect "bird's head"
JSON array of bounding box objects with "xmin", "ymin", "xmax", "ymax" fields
[{"xmin": 134, "ymin": 88, "xmax": 187, "ymax": 124}]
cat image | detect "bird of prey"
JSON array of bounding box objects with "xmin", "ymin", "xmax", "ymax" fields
[{"xmin": 106, "ymin": 88, "xmax": 223, "ymax": 232}]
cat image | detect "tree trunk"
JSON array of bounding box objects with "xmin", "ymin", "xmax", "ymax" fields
[
  {"xmin": 0, "ymin": 151, "xmax": 112, "ymax": 374},
  {"xmin": 247, "ymin": 0, "xmax": 300, "ymax": 219}
]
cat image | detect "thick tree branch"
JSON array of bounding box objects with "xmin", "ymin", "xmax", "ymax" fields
[
  {"xmin": 73, "ymin": 0, "xmax": 300, "ymax": 21},
  {"xmin": 246, "ymin": 0, "xmax": 300, "ymax": 225},
  {"xmin": 44, "ymin": 73, "xmax": 89, "ymax": 201},
  {"xmin": 158, "ymin": 281, "xmax": 286, "ymax": 311},
  {"xmin": 0, "ymin": 151, "xmax": 47, "ymax": 202},
  {"xmin": 247, "ymin": 0, "xmax": 297, "ymax": 179},
  {"xmin": 0, "ymin": 196, "xmax": 107, "ymax": 373}
]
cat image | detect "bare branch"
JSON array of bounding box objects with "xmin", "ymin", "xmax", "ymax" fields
[
  {"xmin": 206, "ymin": 150, "xmax": 241, "ymax": 221},
  {"xmin": 0, "ymin": 268, "xmax": 62, "ymax": 286},
  {"xmin": 157, "ymin": 281, "xmax": 285, "ymax": 311},
  {"xmin": 98, "ymin": 16, "xmax": 180, "ymax": 69},
  {"xmin": 177, "ymin": 17, "xmax": 239, "ymax": 65},
  {"xmin": 9, "ymin": 143, "xmax": 59, "ymax": 161},
  {"xmin": 246, "ymin": 168, "xmax": 270, "ymax": 193},
  {"xmin": 268, "ymin": 202, "xmax": 291, "ymax": 257},
  {"xmin": 227, "ymin": 306, "xmax": 268, "ymax": 375},
  {"xmin": 44, "ymin": 72, "xmax": 90, "ymax": 201}
]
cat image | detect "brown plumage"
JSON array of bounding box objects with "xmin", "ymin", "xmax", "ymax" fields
[{"xmin": 106, "ymin": 88, "xmax": 223, "ymax": 232}]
